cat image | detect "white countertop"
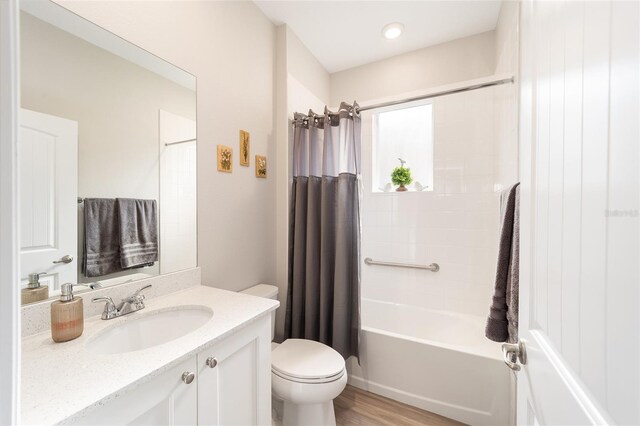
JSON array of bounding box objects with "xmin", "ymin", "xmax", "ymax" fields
[{"xmin": 20, "ymin": 285, "xmax": 279, "ymax": 425}]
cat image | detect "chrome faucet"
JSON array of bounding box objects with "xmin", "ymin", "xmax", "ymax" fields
[{"xmin": 92, "ymin": 284, "xmax": 152, "ymax": 320}]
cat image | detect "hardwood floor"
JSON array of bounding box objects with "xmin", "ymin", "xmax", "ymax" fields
[{"xmin": 334, "ymin": 385, "xmax": 466, "ymax": 426}]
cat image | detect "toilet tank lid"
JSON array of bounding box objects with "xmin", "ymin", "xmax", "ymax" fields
[{"xmin": 240, "ymin": 284, "xmax": 278, "ymax": 299}]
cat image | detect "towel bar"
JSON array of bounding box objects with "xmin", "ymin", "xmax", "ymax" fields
[{"xmin": 364, "ymin": 257, "xmax": 440, "ymax": 272}]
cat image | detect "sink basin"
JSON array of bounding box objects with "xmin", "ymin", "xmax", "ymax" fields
[{"xmin": 86, "ymin": 306, "xmax": 213, "ymax": 355}]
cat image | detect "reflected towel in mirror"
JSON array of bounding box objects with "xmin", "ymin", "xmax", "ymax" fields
[
  {"xmin": 83, "ymin": 198, "xmax": 121, "ymax": 278},
  {"xmin": 117, "ymin": 198, "xmax": 158, "ymax": 269}
]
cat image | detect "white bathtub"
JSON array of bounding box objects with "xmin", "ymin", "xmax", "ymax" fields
[{"xmin": 346, "ymin": 299, "xmax": 512, "ymax": 425}]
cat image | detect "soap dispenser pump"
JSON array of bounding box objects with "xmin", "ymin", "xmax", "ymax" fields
[
  {"xmin": 51, "ymin": 283, "xmax": 85, "ymax": 343},
  {"xmin": 21, "ymin": 272, "xmax": 49, "ymax": 304}
]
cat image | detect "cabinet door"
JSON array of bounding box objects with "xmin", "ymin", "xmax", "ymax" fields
[
  {"xmin": 198, "ymin": 317, "xmax": 272, "ymax": 426},
  {"xmin": 75, "ymin": 356, "xmax": 198, "ymax": 425}
]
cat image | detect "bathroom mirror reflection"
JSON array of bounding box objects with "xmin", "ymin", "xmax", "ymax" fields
[{"xmin": 18, "ymin": 0, "xmax": 197, "ymax": 305}]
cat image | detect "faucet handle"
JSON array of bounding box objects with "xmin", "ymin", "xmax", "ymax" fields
[
  {"xmin": 92, "ymin": 296, "xmax": 117, "ymax": 320},
  {"xmin": 127, "ymin": 284, "xmax": 152, "ymax": 303},
  {"xmin": 133, "ymin": 284, "xmax": 152, "ymax": 297},
  {"xmin": 120, "ymin": 284, "xmax": 153, "ymax": 313},
  {"xmin": 92, "ymin": 296, "xmax": 114, "ymax": 304}
]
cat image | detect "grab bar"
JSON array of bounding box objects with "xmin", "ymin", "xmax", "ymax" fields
[{"xmin": 364, "ymin": 257, "xmax": 440, "ymax": 272}]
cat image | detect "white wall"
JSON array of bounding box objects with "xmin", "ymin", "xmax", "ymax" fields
[
  {"xmin": 56, "ymin": 0, "xmax": 278, "ymax": 292},
  {"xmin": 519, "ymin": 1, "xmax": 639, "ymax": 423},
  {"xmin": 360, "ymin": 82, "xmax": 517, "ymax": 318},
  {"xmin": 330, "ymin": 31, "xmax": 496, "ymax": 107},
  {"xmin": 275, "ymin": 26, "xmax": 289, "ymax": 342},
  {"xmin": 286, "ymin": 26, "xmax": 330, "ymax": 112},
  {"xmin": 494, "ymin": 1, "xmax": 519, "ymax": 75},
  {"xmin": 493, "ymin": 2, "xmax": 520, "ymax": 190}
]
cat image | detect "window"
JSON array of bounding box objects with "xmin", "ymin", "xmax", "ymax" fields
[{"xmin": 372, "ymin": 102, "xmax": 433, "ymax": 192}]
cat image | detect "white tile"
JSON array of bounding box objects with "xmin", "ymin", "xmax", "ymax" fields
[{"xmin": 360, "ymin": 84, "xmax": 517, "ymax": 317}]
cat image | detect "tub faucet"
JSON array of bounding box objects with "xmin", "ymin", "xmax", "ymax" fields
[{"xmin": 92, "ymin": 284, "xmax": 152, "ymax": 320}]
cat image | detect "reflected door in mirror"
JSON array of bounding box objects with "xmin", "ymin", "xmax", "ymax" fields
[{"xmin": 19, "ymin": 109, "xmax": 78, "ymax": 296}]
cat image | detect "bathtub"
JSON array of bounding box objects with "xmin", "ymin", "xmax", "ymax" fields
[{"xmin": 346, "ymin": 299, "xmax": 512, "ymax": 425}]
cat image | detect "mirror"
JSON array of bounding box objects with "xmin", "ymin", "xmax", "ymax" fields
[{"xmin": 19, "ymin": 1, "xmax": 197, "ymax": 305}]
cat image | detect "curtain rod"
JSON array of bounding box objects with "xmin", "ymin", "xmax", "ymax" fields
[
  {"xmin": 291, "ymin": 76, "xmax": 514, "ymax": 125},
  {"xmin": 357, "ymin": 77, "xmax": 514, "ymax": 112},
  {"xmin": 165, "ymin": 137, "xmax": 196, "ymax": 147}
]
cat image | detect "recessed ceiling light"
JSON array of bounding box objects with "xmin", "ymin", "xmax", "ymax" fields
[{"xmin": 382, "ymin": 22, "xmax": 404, "ymax": 40}]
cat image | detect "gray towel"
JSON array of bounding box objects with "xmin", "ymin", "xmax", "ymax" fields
[
  {"xmin": 485, "ymin": 183, "xmax": 520, "ymax": 343},
  {"xmin": 117, "ymin": 198, "xmax": 158, "ymax": 269},
  {"xmin": 83, "ymin": 198, "xmax": 121, "ymax": 278}
]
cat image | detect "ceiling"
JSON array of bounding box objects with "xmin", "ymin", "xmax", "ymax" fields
[{"xmin": 254, "ymin": 1, "xmax": 502, "ymax": 73}]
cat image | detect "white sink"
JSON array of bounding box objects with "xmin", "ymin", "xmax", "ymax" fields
[{"xmin": 87, "ymin": 306, "xmax": 213, "ymax": 355}]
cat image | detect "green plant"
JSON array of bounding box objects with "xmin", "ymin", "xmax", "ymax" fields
[{"xmin": 391, "ymin": 159, "xmax": 413, "ymax": 187}]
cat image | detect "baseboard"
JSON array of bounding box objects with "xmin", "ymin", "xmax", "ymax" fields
[{"xmin": 347, "ymin": 374, "xmax": 494, "ymax": 426}]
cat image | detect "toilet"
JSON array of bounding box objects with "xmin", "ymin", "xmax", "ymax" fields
[{"xmin": 240, "ymin": 284, "xmax": 347, "ymax": 426}]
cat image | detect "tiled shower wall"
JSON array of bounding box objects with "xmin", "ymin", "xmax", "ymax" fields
[{"xmin": 360, "ymin": 83, "xmax": 518, "ymax": 318}]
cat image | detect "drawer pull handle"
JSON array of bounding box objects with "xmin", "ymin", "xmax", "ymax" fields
[
  {"xmin": 206, "ymin": 357, "xmax": 218, "ymax": 368},
  {"xmin": 181, "ymin": 371, "xmax": 195, "ymax": 384}
]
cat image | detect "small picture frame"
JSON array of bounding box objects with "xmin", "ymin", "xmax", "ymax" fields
[
  {"xmin": 239, "ymin": 130, "xmax": 250, "ymax": 167},
  {"xmin": 255, "ymin": 155, "xmax": 267, "ymax": 178},
  {"xmin": 217, "ymin": 145, "xmax": 232, "ymax": 173}
]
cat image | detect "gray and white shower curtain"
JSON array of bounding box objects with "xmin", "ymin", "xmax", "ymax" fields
[{"xmin": 284, "ymin": 102, "xmax": 361, "ymax": 359}]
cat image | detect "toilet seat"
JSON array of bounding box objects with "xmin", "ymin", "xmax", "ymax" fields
[
  {"xmin": 272, "ymin": 339, "xmax": 345, "ymax": 384},
  {"xmin": 272, "ymin": 367, "xmax": 345, "ymax": 384}
]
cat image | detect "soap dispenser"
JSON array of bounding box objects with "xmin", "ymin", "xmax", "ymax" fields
[
  {"xmin": 51, "ymin": 283, "xmax": 85, "ymax": 343},
  {"xmin": 21, "ymin": 272, "xmax": 49, "ymax": 304}
]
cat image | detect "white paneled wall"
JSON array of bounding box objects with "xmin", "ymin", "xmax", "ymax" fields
[
  {"xmin": 522, "ymin": 1, "xmax": 639, "ymax": 423},
  {"xmin": 361, "ymin": 84, "xmax": 518, "ymax": 318}
]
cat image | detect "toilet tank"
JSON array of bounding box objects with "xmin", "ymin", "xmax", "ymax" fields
[{"xmin": 240, "ymin": 284, "xmax": 278, "ymax": 340}]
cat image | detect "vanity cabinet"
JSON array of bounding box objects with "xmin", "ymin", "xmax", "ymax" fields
[
  {"xmin": 197, "ymin": 318, "xmax": 271, "ymax": 425},
  {"xmin": 128, "ymin": 356, "xmax": 198, "ymax": 425},
  {"xmin": 74, "ymin": 316, "xmax": 272, "ymax": 426},
  {"xmin": 77, "ymin": 356, "xmax": 199, "ymax": 425}
]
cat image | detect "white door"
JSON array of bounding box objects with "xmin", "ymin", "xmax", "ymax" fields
[
  {"xmin": 159, "ymin": 109, "xmax": 197, "ymax": 275},
  {"xmin": 19, "ymin": 108, "xmax": 78, "ymax": 295},
  {"xmin": 516, "ymin": 1, "xmax": 639, "ymax": 424}
]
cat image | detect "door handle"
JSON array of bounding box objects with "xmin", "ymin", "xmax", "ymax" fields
[
  {"xmin": 53, "ymin": 255, "xmax": 73, "ymax": 264},
  {"xmin": 502, "ymin": 340, "xmax": 527, "ymax": 371}
]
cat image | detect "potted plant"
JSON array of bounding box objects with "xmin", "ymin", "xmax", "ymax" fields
[{"xmin": 391, "ymin": 158, "xmax": 413, "ymax": 192}]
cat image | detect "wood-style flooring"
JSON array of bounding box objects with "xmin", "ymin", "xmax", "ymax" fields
[{"xmin": 334, "ymin": 385, "xmax": 466, "ymax": 426}]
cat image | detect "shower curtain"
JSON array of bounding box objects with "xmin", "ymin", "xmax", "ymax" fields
[{"xmin": 284, "ymin": 102, "xmax": 361, "ymax": 359}]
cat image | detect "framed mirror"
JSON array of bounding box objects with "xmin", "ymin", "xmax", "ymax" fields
[{"xmin": 19, "ymin": 0, "xmax": 197, "ymax": 305}]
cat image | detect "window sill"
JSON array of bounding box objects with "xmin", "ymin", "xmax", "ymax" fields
[{"xmin": 370, "ymin": 189, "xmax": 433, "ymax": 195}]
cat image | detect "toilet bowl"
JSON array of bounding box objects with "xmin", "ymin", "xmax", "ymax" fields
[
  {"xmin": 272, "ymin": 339, "xmax": 347, "ymax": 426},
  {"xmin": 240, "ymin": 285, "xmax": 347, "ymax": 426}
]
